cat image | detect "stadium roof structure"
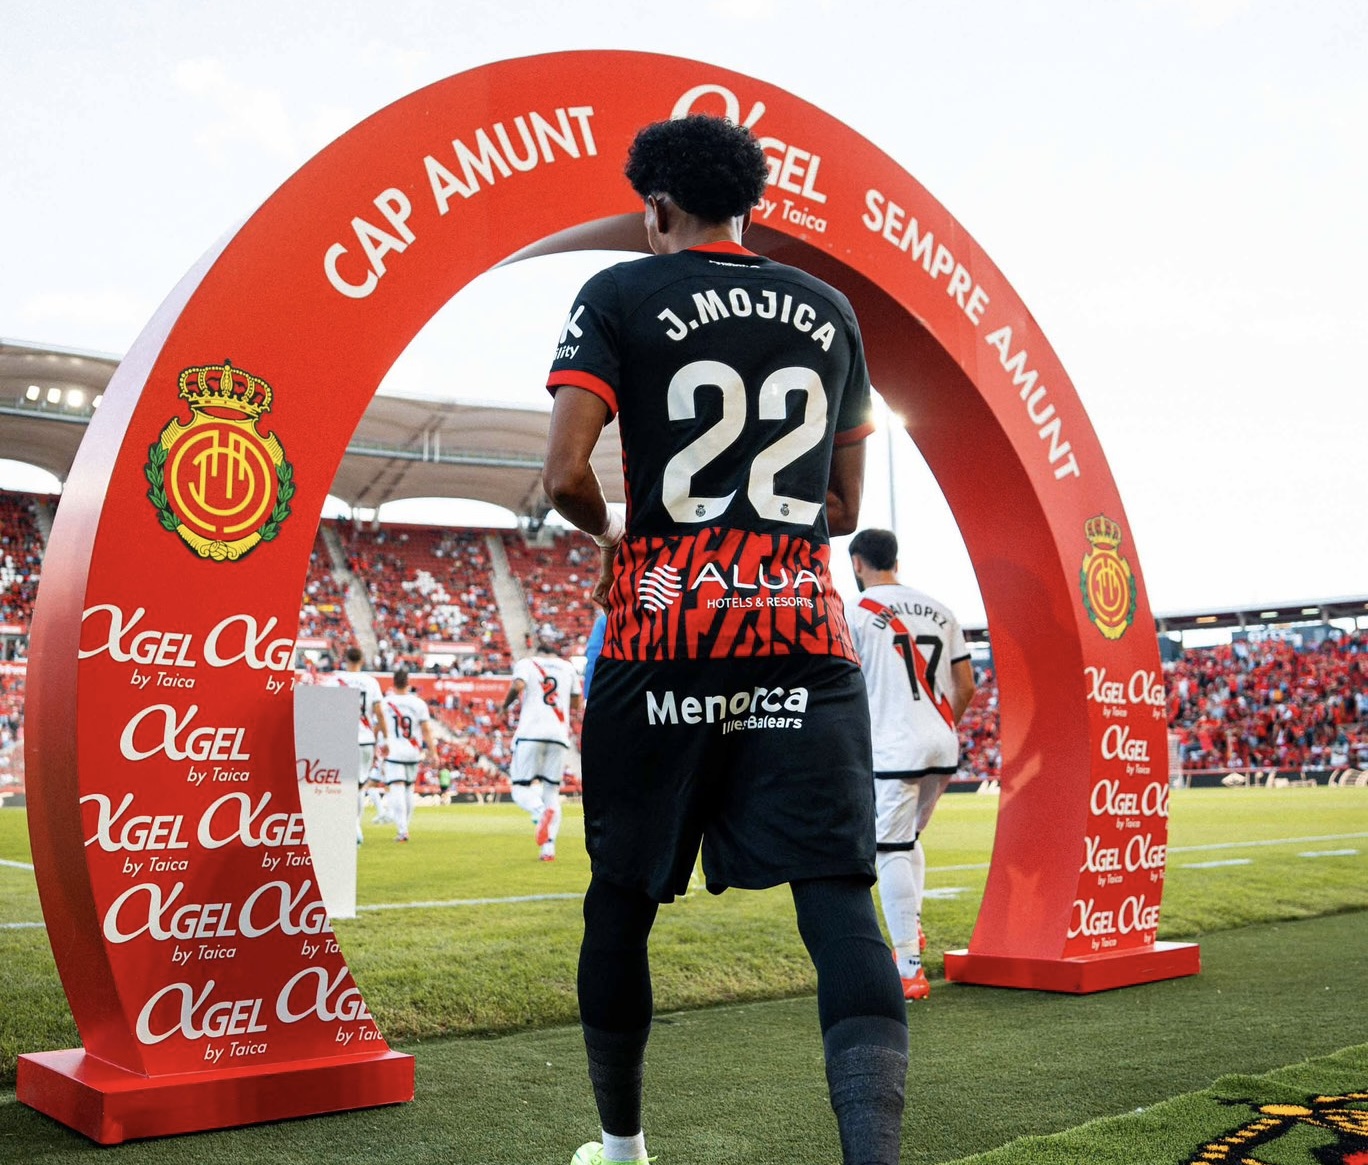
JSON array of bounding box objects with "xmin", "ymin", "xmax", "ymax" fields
[
  {"xmin": 1152, "ymin": 596, "xmax": 1368, "ymax": 635},
  {"xmin": 0, "ymin": 337, "xmax": 624, "ymax": 520},
  {"xmin": 4, "ymin": 339, "xmax": 1365, "ymax": 636}
]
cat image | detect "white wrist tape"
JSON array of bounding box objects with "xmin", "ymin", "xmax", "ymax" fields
[{"xmin": 593, "ymin": 509, "xmax": 626, "ymax": 548}]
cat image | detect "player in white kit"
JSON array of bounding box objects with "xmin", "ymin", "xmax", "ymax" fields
[
  {"xmin": 846, "ymin": 529, "xmax": 977, "ymax": 1000},
  {"xmin": 380, "ymin": 668, "xmax": 435, "ymax": 843},
  {"xmin": 333, "ymin": 646, "xmax": 386, "ymax": 844},
  {"xmin": 502, "ymin": 640, "xmax": 582, "ymax": 861}
]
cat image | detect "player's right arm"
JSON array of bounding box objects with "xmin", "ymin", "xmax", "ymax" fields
[
  {"xmin": 543, "ymin": 385, "xmax": 619, "ymax": 607},
  {"xmin": 543, "ymin": 386, "xmax": 611, "ymax": 532}
]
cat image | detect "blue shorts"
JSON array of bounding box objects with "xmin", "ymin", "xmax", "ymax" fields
[{"xmin": 580, "ymin": 656, "xmax": 875, "ymax": 902}]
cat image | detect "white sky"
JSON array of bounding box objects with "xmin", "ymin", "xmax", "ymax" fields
[{"xmin": 3, "ymin": 0, "xmax": 1365, "ymax": 626}]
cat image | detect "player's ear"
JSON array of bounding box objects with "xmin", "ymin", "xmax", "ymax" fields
[
  {"xmin": 650, "ymin": 194, "xmax": 672, "ymax": 235},
  {"xmin": 739, "ymin": 208, "xmax": 753, "ymax": 234}
]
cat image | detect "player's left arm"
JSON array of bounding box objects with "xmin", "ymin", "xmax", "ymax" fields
[
  {"xmin": 502, "ymin": 678, "xmax": 525, "ymax": 714},
  {"xmin": 949, "ymin": 658, "xmax": 977, "ymax": 725},
  {"xmin": 826, "ymin": 440, "xmax": 866, "ymax": 537},
  {"xmin": 544, "ymin": 385, "xmax": 619, "ymax": 606},
  {"xmin": 371, "ymin": 699, "xmax": 387, "ymax": 740}
]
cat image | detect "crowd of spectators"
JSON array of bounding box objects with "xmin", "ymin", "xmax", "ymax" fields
[
  {"xmin": 957, "ymin": 669, "xmax": 1001, "ymax": 782},
  {"xmin": 297, "ymin": 531, "xmax": 354, "ymax": 649},
  {"xmin": 0, "ymin": 489, "xmax": 1362, "ymax": 791},
  {"xmin": 336, "ymin": 521, "xmax": 511, "ymax": 673},
  {"xmin": 1166, "ymin": 632, "xmax": 1366, "ymax": 771},
  {"xmin": 429, "ymin": 690, "xmax": 511, "ymax": 797},
  {"xmin": 0, "ymin": 669, "xmax": 23, "ymax": 747},
  {"xmin": 952, "ymin": 633, "xmax": 1365, "ymax": 781},
  {"xmin": 0, "ymin": 491, "xmax": 43, "ymax": 654},
  {"xmin": 502, "ymin": 530, "xmax": 600, "ymax": 657}
]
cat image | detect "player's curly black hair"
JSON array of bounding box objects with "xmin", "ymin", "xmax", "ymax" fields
[{"xmin": 624, "ymin": 114, "xmax": 769, "ymax": 223}]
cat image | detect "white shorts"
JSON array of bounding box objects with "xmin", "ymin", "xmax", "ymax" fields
[
  {"xmin": 385, "ymin": 758, "xmax": 419, "ymax": 786},
  {"xmin": 511, "ymin": 739, "xmax": 567, "ymax": 786},
  {"xmin": 874, "ymin": 772, "xmax": 952, "ymax": 848}
]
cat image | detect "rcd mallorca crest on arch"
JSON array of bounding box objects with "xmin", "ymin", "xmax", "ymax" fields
[
  {"xmin": 144, "ymin": 360, "xmax": 295, "ymax": 562},
  {"xmin": 1079, "ymin": 513, "xmax": 1137, "ymax": 640}
]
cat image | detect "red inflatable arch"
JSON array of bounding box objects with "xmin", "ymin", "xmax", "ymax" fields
[{"xmin": 20, "ymin": 51, "xmax": 1197, "ymax": 1143}]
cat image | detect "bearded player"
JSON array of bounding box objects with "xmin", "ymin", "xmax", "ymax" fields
[
  {"xmin": 542, "ymin": 114, "xmax": 907, "ymax": 1165},
  {"xmin": 846, "ymin": 528, "xmax": 977, "ymax": 1001},
  {"xmin": 502, "ymin": 637, "xmax": 583, "ymax": 861}
]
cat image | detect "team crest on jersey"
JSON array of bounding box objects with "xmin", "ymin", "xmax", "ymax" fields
[
  {"xmin": 1079, "ymin": 514, "xmax": 1136, "ymax": 641},
  {"xmin": 1183, "ymin": 1088, "xmax": 1368, "ymax": 1164},
  {"xmin": 145, "ymin": 360, "xmax": 295, "ymax": 562}
]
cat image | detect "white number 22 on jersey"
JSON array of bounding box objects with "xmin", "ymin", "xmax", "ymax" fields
[{"xmin": 661, "ymin": 360, "xmax": 828, "ymax": 525}]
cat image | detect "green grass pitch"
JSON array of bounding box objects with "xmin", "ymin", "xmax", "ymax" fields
[{"xmin": 0, "ymin": 787, "xmax": 1364, "ymax": 1162}]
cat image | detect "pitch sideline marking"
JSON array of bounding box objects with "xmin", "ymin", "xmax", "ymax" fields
[
  {"xmin": 1170, "ymin": 831, "xmax": 1368, "ymax": 854},
  {"xmin": 934, "ymin": 831, "xmax": 1368, "ymax": 873},
  {"xmin": 4, "ymin": 833, "xmax": 1364, "ymax": 927},
  {"xmin": 357, "ymin": 893, "xmax": 584, "ymax": 912}
]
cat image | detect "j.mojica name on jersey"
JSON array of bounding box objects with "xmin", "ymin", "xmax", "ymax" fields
[{"xmin": 658, "ymin": 288, "xmax": 839, "ymax": 351}]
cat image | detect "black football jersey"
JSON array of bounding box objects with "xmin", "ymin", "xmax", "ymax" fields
[{"xmin": 547, "ymin": 242, "xmax": 873, "ymax": 662}]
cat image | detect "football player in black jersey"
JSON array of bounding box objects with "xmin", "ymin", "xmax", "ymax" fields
[{"xmin": 543, "ymin": 114, "xmax": 907, "ymax": 1165}]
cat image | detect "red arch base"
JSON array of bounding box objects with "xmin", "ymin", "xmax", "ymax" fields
[
  {"xmin": 19, "ymin": 1047, "xmax": 412, "ymax": 1145},
  {"xmin": 21, "ymin": 51, "xmax": 1192, "ymax": 1143}
]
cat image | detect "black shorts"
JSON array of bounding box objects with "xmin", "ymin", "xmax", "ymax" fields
[{"xmin": 580, "ymin": 655, "xmax": 875, "ymax": 902}]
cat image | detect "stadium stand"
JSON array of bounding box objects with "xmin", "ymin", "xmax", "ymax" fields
[
  {"xmin": 0, "ymin": 490, "xmax": 42, "ymax": 793},
  {"xmin": 422, "ymin": 679, "xmax": 512, "ymax": 798},
  {"xmin": 0, "ymin": 490, "xmax": 43, "ymax": 655},
  {"xmin": 957, "ymin": 670, "xmax": 1002, "ymax": 782},
  {"xmin": 0, "ymin": 486, "xmax": 1360, "ymax": 795},
  {"xmin": 1165, "ymin": 633, "xmax": 1366, "ymax": 772},
  {"xmin": 335, "ymin": 520, "xmax": 511, "ymax": 673},
  {"xmin": 296, "ymin": 529, "xmax": 355, "ymax": 661},
  {"xmin": 957, "ymin": 628, "xmax": 1362, "ymax": 782},
  {"xmin": 501, "ymin": 530, "xmax": 601, "ymax": 656},
  {"xmin": 0, "ymin": 666, "xmax": 23, "ymax": 747},
  {"xmin": 957, "ymin": 632, "xmax": 1366, "ymax": 780}
]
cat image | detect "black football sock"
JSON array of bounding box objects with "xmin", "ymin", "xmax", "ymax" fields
[
  {"xmin": 823, "ymin": 1019, "xmax": 908, "ymax": 1165},
  {"xmin": 582, "ymin": 1022, "xmax": 651, "ymax": 1137},
  {"xmin": 792, "ymin": 876, "xmax": 909, "ymax": 1165},
  {"xmin": 578, "ymin": 875, "xmax": 659, "ymax": 1136}
]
